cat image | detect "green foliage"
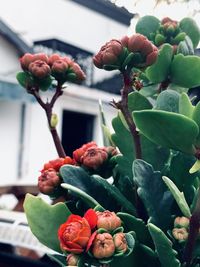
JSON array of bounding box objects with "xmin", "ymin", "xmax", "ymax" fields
[
  {"xmin": 179, "ymin": 17, "xmax": 200, "ymax": 48},
  {"xmin": 47, "ymin": 254, "xmax": 66, "ymax": 267},
  {"xmin": 155, "ymin": 89, "xmax": 180, "ymax": 113},
  {"xmin": 148, "ymin": 223, "xmax": 181, "ymax": 267},
  {"xmin": 136, "ymin": 15, "xmax": 160, "ymax": 39},
  {"xmin": 117, "ymin": 212, "xmax": 153, "ymax": 247},
  {"xmin": 23, "ymin": 193, "xmax": 71, "ymax": 253},
  {"xmin": 16, "ymin": 72, "xmax": 33, "ymax": 88},
  {"xmin": 146, "ymin": 44, "xmax": 173, "ymax": 83},
  {"xmin": 60, "ymin": 165, "xmax": 136, "ymax": 215},
  {"xmin": 179, "ymin": 93, "xmax": 194, "ymax": 118},
  {"xmin": 133, "ymin": 110, "xmax": 199, "ymax": 154},
  {"xmin": 170, "ymin": 54, "xmax": 200, "ymax": 88},
  {"xmin": 169, "ymin": 152, "xmax": 197, "ymax": 203},
  {"xmin": 162, "ymin": 176, "xmax": 191, "ymax": 217},
  {"xmin": 133, "ymin": 160, "xmax": 172, "ymax": 229}
]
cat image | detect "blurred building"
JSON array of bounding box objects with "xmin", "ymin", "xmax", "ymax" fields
[{"xmin": 0, "ymin": 0, "xmax": 133, "ymax": 185}]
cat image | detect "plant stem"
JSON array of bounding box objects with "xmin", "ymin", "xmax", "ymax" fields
[
  {"xmin": 30, "ymin": 85, "xmax": 66, "ymax": 158},
  {"xmin": 115, "ymin": 70, "xmax": 142, "ymax": 159},
  {"xmin": 184, "ymin": 188, "xmax": 200, "ymax": 266}
]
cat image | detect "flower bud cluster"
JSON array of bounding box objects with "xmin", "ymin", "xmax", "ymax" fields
[
  {"xmin": 73, "ymin": 141, "xmax": 118, "ymax": 172},
  {"xmin": 19, "ymin": 53, "xmax": 86, "ymax": 83},
  {"xmin": 38, "ymin": 142, "xmax": 117, "ymax": 194},
  {"xmin": 172, "ymin": 216, "xmax": 190, "ymax": 242},
  {"xmin": 38, "ymin": 156, "xmax": 74, "ymax": 195},
  {"xmin": 153, "ymin": 17, "xmax": 186, "ymax": 50},
  {"xmin": 93, "ymin": 34, "xmax": 158, "ymax": 71},
  {"xmin": 58, "ymin": 209, "xmax": 133, "ymax": 266}
]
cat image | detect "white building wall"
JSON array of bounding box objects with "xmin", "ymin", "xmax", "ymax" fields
[{"xmin": 0, "ymin": 101, "xmax": 21, "ymax": 185}]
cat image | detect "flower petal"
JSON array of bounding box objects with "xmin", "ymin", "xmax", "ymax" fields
[
  {"xmin": 84, "ymin": 209, "xmax": 98, "ymax": 229},
  {"xmin": 86, "ymin": 231, "xmax": 97, "ymax": 252}
]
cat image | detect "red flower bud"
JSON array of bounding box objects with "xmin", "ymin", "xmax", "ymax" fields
[
  {"xmin": 92, "ymin": 233, "xmax": 115, "ymax": 259},
  {"xmin": 20, "ymin": 53, "xmax": 35, "ymax": 71},
  {"xmin": 73, "ymin": 141, "xmax": 97, "ymax": 164},
  {"xmin": 96, "ymin": 211, "xmax": 121, "ymax": 231},
  {"xmin": 33, "ymin": 53, "xmax": 49, "ymax": 64},
  {"xmin": 113, "ymin": 232, "xmax": 127, "ymax": 253},
  {"xmin": 28, "ymin": 60, "xmax": 50, "ymax": 79},
  {"xmin": 81, "ymin": 147, "xmax": 108, "ymax": 170},
  {"xmin": 127, "ymin": 34, "xmax": 147, "ymax": 52},
  {"xmin": 58, "ymin": 215, "xmax": 92, "ymax": 254},
  {"xmin": 51, "ymin": 59, "xmax": 69, "ymax": 73},
  {"xmin": 93, "ymin": 39, "xmax": 124, "ymax": 69},
  {"xmin": 42, "ymin": 157, "xmax": 74, "ymax": 172},
  {"xmin": 48, "ymin": 54, "xmax": 61, "ymax": 66},
  {"xmin": 38, "ymin": 168, "xmax": 60, "ymax": 195},
  {"xmin": 146, "ymin": 48, "xmax": 158, "ymax": 66},
  {"xmin": 70, "ymin": 62, "xmax": 86, "ymax": 81}
]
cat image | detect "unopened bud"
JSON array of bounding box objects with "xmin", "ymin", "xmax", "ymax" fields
[
  {"xmin": 113, "ymin": 232, "xmax": 127, "ymax": 253},
  {"xmin": 29, "ymin": 60, "xmax": 50, "ymax": 79},
  {"xmin": 92, "ymin": 233, "xmax": 115, "ymax": 259},
  {"xmin": 174, "ymin": 216, "xmax": 190, "ymax": 228},
  {"xmin": 172, "ymin": 227, "xmax": 188, "ymax": 241},
  {"xmin": 96, "ymin": 211, "xmax": 121, "ymax": 231}
]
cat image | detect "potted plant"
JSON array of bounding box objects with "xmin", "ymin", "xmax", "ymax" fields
[{"xmin": 16, "ymin": 15, "xmax": 200, "ymax": 267}]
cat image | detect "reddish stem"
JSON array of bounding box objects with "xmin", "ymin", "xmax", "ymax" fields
[
  {"xmin": 30, "ymin": 85, "xmax": 66, "ymax": 158},
  {"xmin": 116, "ymin": 71, "xmax": 142, "ymax": 159}
]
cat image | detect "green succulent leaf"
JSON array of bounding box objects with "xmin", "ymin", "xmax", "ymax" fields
[
  {"xmin": 133, "ymin": 160, "xmax": 173, "ymax": 229},
  {"xmin": 136, "ymin": 15, "xmax": 160, "ymax": 40},
  {"xmin": 146, "ymin": 44, "xmax": 173, "ymax": 83},
  {"xmin": 23, "ymin": 193, "xmax": 71, "ymax": 253},
  {"xmin": 16, "ymin": 71, "xmax": 33, "ymax": 88},
  {"xmin": 60, "ymin": 165, "xmax": 136, "ymax": 215},
  {"xmin": 133, "ymin": 110, "xmax": 199, "ymax": 154},
  {"xmin": 148, "ymin": 223, "xmax": 181, "ymax": 267},
  {"xmin": 192, "ymin": 102, "xmax": 200, "ymax": 146},
  {"xmin": 179, "ymin": 17, "xmax": 200, "ymax": 48},
  {"xmin": 36, "ymin": 75, "xmax": 52, "ymax": 91},
  {"xmin": 169, "ymin": 152, "xmax": 197, "ymax": 204},
  {"xmin": 117, "ymin": 212, "xmax": 153, "ymax": 247},
  {"xmin": 155, "ymin": 89, "xmax": 180, "ymax": 113},
  {"xmin": 162, "ymin": 176, "xmax": 191, "ymax": 217},
  {"xmin": 139, "ymin": 84, "xmax": 158, "ymax": 97},
  {"xmin": 128, "ymin": 91, "xmax": 152, "ymax": 111},
  {"xmin": 171, "ymin": 54, "xmax": 200, "ymax": 88},
  {"xmin": 179, "ymin": 93, "xmax": 194, "ymax": 118}
]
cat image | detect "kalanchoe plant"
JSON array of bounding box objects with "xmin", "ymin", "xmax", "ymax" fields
[{"xmin": 18, "ymin": 15, "xmax": 200, "ymax": 267}]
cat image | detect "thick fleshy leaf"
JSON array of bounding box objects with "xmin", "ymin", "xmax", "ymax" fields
[
  {"xmin": 37, "ymin": 75, "xmax": 52, "ymax": 91},
  {"xmin": 47, "ymin": 254, "xmax": 66, "ymax": 267},
  {"xmin": 179, "ymin": 17, "xmax": 200, "ymax": 48},
  {"xmin": 169, "ymin": 152, "xmax": 197, "ymax": 204},
  {"xmin": 112, "ymin": 99, "xmax": 170, "ymax": 172},
  {"xmin": 60, "ymin": 165, "xmax": 136, "ymax": 215},
  {"xmin": 135, "ymin": 15, "xmax": 160, "ymax": 39},
  {"xmin": 162, "ymin": 176, "xmax": 191, "ymax": 217},
  {"xmin": 117, "ymin": 212, "xmax": 153, "ymax": 247},
  {"xmin": 23, "ymin": 193, "xmax": 71, "ymax": 253},
  {"xmin": 133, "ymin": 160, "xmax": 173, "ymax": 229},
  {"xmin": 139, "ymin": 84, "xmax": 158, "ymax": 97},
  {"xmin": 148, "ymin": 223, "xmax": 181, "ymax": 267},
  {"xmin": 155, "ymin": 89, "xmax": 180, "ymax": 113},
  {"xmin": 133, "ymin": 110, "xmax": 199, "ymax": 154},
  {"xmin": 192, "ymin": 102, "xmax": 200, "ymax": 146},
  {"xmin": 146, "ymin": 44, "xmax": 173, "ymax": 83},
  {"xmin": 189, "ymin": 159, "xmax": 200, "ymax": 174},
  {"xmin": 16, "ymin": 71, "xmax": 33, "ymax": 88},
  {"xmin": 179, "ymin": 93, "xmax": 194, "ymax": 118},
  {"xmin": 171, "ymin": 54, "xmax": 200, "ymax": 88},
  {"xmin": 128, "ymin": 91, "xmax": 152, "ymax": 111}
]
